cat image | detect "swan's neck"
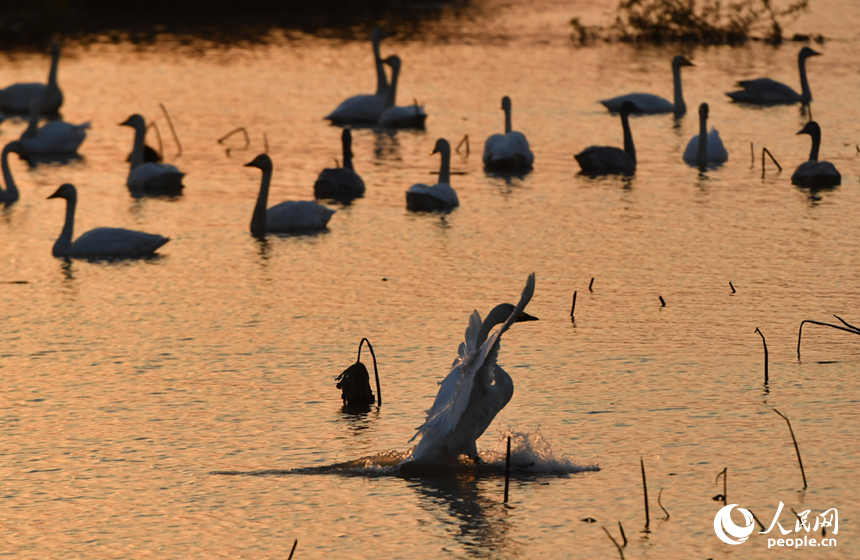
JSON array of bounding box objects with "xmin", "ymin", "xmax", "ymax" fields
[
  {"xmin": 1, "ymin": 145, "xmax": 19, "ymax": 200},
  {"xmin": 22, "ymin": 106, "xmax": 40, "ymax": 140},
  {"xmin": 48, "ymin": 49, "xmax": 59, "ymax": 89},
  {"xmin": 373, "ymin": 38, "xmax": 387, "ymax": 96},
  {"xmin": 476, "ymin": 306, "xmax": 510, "ymax": 347},
  {"xmin": 696, "ymin": 112, "xmax": 708, "ymax": 166},
  {"xmin": 437, "ymin": 144, "xmax": 451, "ymax": 185},
  {"xmin": 808, "ymin": 129, "xmax": 821, "ymax": 162},
  {"xmin": 342, "ymin": 136, "xmax": 353, "ymax": 171},
  {"xmin": 251, "ymin": 168, "xmax": 271, "ymax": 236},
  {"xmin": 504, "ymin": 105, "xmax": 512, "ymax": 134},
  {"xmin": 672, "ymin": 63, "xmax": 686, "ymax": 114},
  {"xmin": 53, "ymin": 194, "xmax": 76, "ymax": 257},
  {"xmin": 130, "ymin": 123, "xmax": 146, "ymax": 170},
  {"xmin": 799, "ymin": 55, "xmax": 812, "ymax": 104},
  {"xmin": 621, "ymin": 112, "xmax": 636, "ymax": 163},
  {"xmin": 384, "ymin": 64, "xmax": 399, "ymax": 109}
]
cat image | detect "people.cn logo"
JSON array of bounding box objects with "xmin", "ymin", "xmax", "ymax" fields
[{"xmin": 714, "ymin": 504, "xmax": 756, "ymax": 545}]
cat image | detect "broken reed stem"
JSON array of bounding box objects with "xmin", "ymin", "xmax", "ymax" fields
[
  {"xmin": 755, "ymin": 328, "xmax": 768, "ymax": 384},
  {"xmin": 504, "ymin": 436, "xmax": 511, "ymax": 503},
  {"xmin": 589, "ymin": 278, "xmax": 594, "ymax": 291},
  {"xmin": 773, "ymin": 408, "xmax": 807, "ymax": 489},
  {"xmin": 618, "ymin": 521, "xmax": 628, "ymax": 547},
  {"xmin": 659, "ymin": 296, "xmax": 666, "ymax": 307},
  {"xmin": 658, "ymin": 488, "xmax": 670, "ymax": 519},
  {"xmin": 641, "ymin": 457, "xmax": 650, "ymax": 530},
  {"xmin": 715, "ymin": 468, "xmax": 727, "ymax": 506},
  {"xmin": 750, "ymin": 142, "xmax": 754, "ymax": 168},
  {"xmin": 455, "ymin": 134, "xmax": 470, "ymax": 156},
  {"xmin": 796, "ymin": 319, "xmax": 860, "ymax": 360},
  {"xmin": 357, "ymin": 338, "xmax": 382, "ymax": 406},
  {"xmin": 571, "ymin": 291, "xmax": 577, "ymax": 319},
  {"xmin": 834, "ymin": 314, "xmax": 860, "ymax": 332},
  {"xmin": 729, "ymin": 281, "xmax": 736, "ymax": 294},
  {"xmin": 287, "ymin": 539, "xmax": 298, "ymax": 560},
  {"xmin": 264, "ymin": 132, "xmax": 269, "ymax": 154},
  {"xmin": 217, "ymin": 126, "xmax": 250, "ymax": 148},
  {"xmin": 602, "ymin": 526, "xmax": 625, "ymax": 560},
  {"xmin": 761, "ymin": 147, "xmax": 782, "ymax": 176},
  {"xmin": 159, "ymin": 103, "xmax": 182, "ymax": 158},
  {"xmin": 748, "ymin": 509, "xmax": 767, "ymax": 532}
]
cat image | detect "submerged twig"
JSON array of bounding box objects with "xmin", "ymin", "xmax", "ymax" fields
[
  {"xmin": 659, "ymin": 296, "xmax": 666, "ymax": 307},
  {"xmin": 288, "ymin": 539, "xmax": 297, "ymax": 560},
  {"xmin": 159, "ymin": 103, "xmax": 182, "ymax": 158},
  {"xmin": 658, "ymin": 488, "xmax": 670, "ymax": 519},
  {"xmin": 357, "ymin": 338, "xmax": 381, "ymax": 406},
  {"xmin": 761, "ymin": 147, "xmax": 782, "ymax": 177},
  {"xmin": 602, "ymin": 526, "xmax": 625, "ymax": 560},
  {"xmin": 455, "ymin": 134, "xmax": 470, "ymax": 157},
  {"xmin": 773, "ymin": 408, "xmax": 807, "ymax": 489},
  {"xmin": 797, "ymin": 318, "xmax": 860, "ymax": 359},
  {"xmin": 729, "ymin": 281, "xmax": 736, "ymax": 294},
  {"xmin": 504, "ymin": 436, "xmax": 511, "ymax": 503},
  {"xmin": 571, "ymin": 291, "xmax": 577, "ymax": 319},
  {"xmin": 263, "ymin": 132, "xmax": 269, "ymax": 154},
  {"xmin": 715, "ymin": 468, "xmax": 727, "ymax": 507},
  {"xmin": 618, "ymin": 521, "xmax": 628, "ymax": 547},
  {"xmin": 589, "ymin": 278, "xmax": 594, "ymax": 291},
  {"xmin": 748, "ymin": 509, "xmax": 767, "ymax": 532},
  {"xmin": 641, "ymin": 457, "xmax": 650, "ymax": 530},
  {"xmin": 218, "ymin": 126, "xmax": 250, "ymax": 157},
  {"xmin": 755, "ymin": 328, "xmax": 768, "ymax": 384},
  {"xmin": 750, "ymin": 142, "xmax": 754, "ymax": 168}
]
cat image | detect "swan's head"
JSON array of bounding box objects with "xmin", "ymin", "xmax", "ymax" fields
[
  {"xmin": 245, "ymin": 153, "xmax": 273, "ymax": 172},
  {"xmin": 799, "ymin": 46, "xmax": 821, "ymax": 60},
  {"xmin": 620, "ymin": 101, "xmax": 637, "ymax": 117},
  {"xmin": 4, "ymin": 140, "xmax": 25, "ymax": 156},
  {"xmin": 698, "ymin": 102, "xmax": 709, "ymax": 118},
  {"xmin": 371, "ymin": 27, "xmax": 387, "ymax": 44},
  {"xmin": 430, "ymin": 138, "xmax": 450, "ymax": 155},
  {"xmin": 120, "ymin": 114, "xmax": 146, "ymax": 131},
  {"xmin": 51, "ymin": 40, "xmax": 61, "ymax": 57},
  {"xmin": 797, "ymin": 121, "xmax": 821, "ymax": 137},
  {"xmin": 488, "ymin": 303, "xmax": 539, "ymax": 326},
  {"xmin": 501, "ymin": 96, "xmax": 512, "ymax": 112},
  {"xmin": 672, "ymin": 55, "xmax": 694, "ymax": 68},
  {"xmin": 47, "ymin": 183, "xmax": 77, "ymax": 201},
  {"xmin": 382, "ymin": 55, "xmax": 401, "ymax": 71}
]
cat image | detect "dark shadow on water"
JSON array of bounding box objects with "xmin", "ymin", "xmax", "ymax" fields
[{"xmin": 796, "ymin": 184, "xmax": 838, "ymax": 206}]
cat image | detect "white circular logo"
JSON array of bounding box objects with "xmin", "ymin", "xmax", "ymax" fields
[{"xmin": 714, "ymin": 504, "xmax": 755, "ymax": 545}]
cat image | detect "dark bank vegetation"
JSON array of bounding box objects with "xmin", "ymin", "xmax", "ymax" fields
[
  {"xmin": 571, "ymin": 0, "xmax": 816, "ymax": 45},
  {"xmin": 0, "ymin": 0, "xmax": 468, "ymax": 50}
]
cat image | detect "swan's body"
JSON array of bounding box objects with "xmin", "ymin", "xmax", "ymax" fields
[
  {"xmin": 727, "ymin": 47, "xmax": 821, "ymax": 105},
  {"xmin": 314, "ymin": 129, "xmax": 365, "ymax": 201},
  {"xmin": 121, "ymin": 114, "xmax": 184, "ymax": 194},
  {"xmin": 576, "ymin": 101, "xmax": 637, "ymax": 175},
  {"xmin": 683, "ymin": 103, "xmax": 728, "ymax": 167},
  {"xmin": 483, "ymin": 96, "xmax": 534, "ymax": 171},
  {"xmin": 47, "ymin": 183, "xmax": 169, "ymax": 258},
  {"xmin": 325, "ymin": 28, "xmax": 389, "ymax": 125},
  {"xmin": 406, "ymin": 138, "xmax": 459, "ymax": 211},
  {"xmin": 0, "ymin": 41, "xmax": 63, "ymax": 116},
  {"xmin": 246, "ymin": 154, "xmax": 335, "ymax": 235},
  {"xmin": 377, "ymin": 55, "xmax": 427, "ymax": 129},
  {"xmin": 791, "ymin": 121, "xmax": 840, "ymax": 188},
  {"xmin": 20, "ymin": 99, "xmax": 88, "ymax": 156},
  {"xmin": 601, "ymin": 55, "xmax": 694, "ymax": 115},
  {"xmin": 0, "ymin": 141, "xmax": 25, "ymax": 204},
  {"xmin": 404, "ymin": 274, "xmax": 538, "ymax": 466}
]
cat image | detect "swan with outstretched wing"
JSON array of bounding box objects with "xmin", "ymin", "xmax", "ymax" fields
[{"xmin": 405, "ymin": 273, "xmax": 538, "ymax": 466}]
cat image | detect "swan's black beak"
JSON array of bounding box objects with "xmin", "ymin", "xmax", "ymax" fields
[
  {"xmin": 47, "ymin": 189, "xmax": 62, "ymax": 199},
  {"xmin": 119, "ymin": 118, "xmax": 131, "ymax": 127},
  {"xmin": 516, "ymin": 311, "xmax": 539, "ymax": 322}
]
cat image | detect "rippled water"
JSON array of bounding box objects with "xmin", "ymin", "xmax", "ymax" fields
[{"xmin": 1, "ymin": 0, "xmax": 859, "ymax": 557}]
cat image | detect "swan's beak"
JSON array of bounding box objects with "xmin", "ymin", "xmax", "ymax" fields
[
  {"xmin": 516, "ymin": 311, "xmax": 539, "ymax": 322},
  {"xmin": 119, "ymin": 118, "xmax": 131, "ymax": 126},
  {"xmin": 47, "ymin": 188, "xmax": 62, "ymax": 199}
]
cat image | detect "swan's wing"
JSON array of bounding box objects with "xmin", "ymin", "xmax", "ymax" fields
[
  {"xmin": 407, "ymin": 183, "xmax": 459, "ymax": 206},
  {"xmin": 792, "ymin": 161, "xmax": 841, "ymax": 188},
  {"xmin": 128, "ymin": 163, "xmax": 182, "ymax": 189},
  {"xmin": 706, "ymin": 128, "xmax": 728, "ymax": 161},
  {"xmin": 0, "ymin": 83, "xmax": 46, "ymax": 114},
  {"xmin": 600, "ymin": 93, "xmax": 673, "ymax": 114},
  {"xmin": 484, "ymin": 132, "xmax": 533, "ymax": 167},
  {"xmin": 325, "ymin": 94, "xmax": 386, "ymax": 124},
  {"xmin": 682, "ymin": 135, "xmax": 699, "ymax": 163},
  {"xmin": 266, "ymin": 200, "xmax": 335, "ymax": 233},
  {"xmin": 378, "ymin": 105, "xmax": 427, "ymax": 128},
  {"xmin": 499, "ymin": 272, "xmax": 536, "ymax": 336},
  {"xmin": 727, "ymin": 78, "xmax": 800, "ymax": 103},
  {"xmin": 23, "ymin": 121, "xmax": 88, "ymax": 154},
  {"xmin": 72, "ymin": 227, "xmax": 169, "ymax": 257},
  {"xmin": 575, "ymin": 146, "xmax": 635, "ymax": 175}
]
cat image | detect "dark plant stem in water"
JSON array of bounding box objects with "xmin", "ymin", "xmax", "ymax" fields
[
  {"xmin": 755, "ymin": 328, "xmax": 768, "ymax": 384},
  {"xmin": 797, "ymin": 317, "xmax": 860, "ymax": 360},
  {"xmin": 602, "ymin": 526, "xmax": 624, "ymax": 560},
  {"xmin": 773, "ymin": 408, "xmax": 807, "ymax": 489},
  {"xmin": 750, "ymin": 142, "xmax": 754, "ymax": 168},
  {"xmin": 761, "ymin": 147, "xmax": 782, "ymax": 178},
  {"xmin": 504, "ymin": 436, "xmax": 511, "ymax": 503},
  {"xmin": 455, "ymin": 134, "xmax": 470, "ymax": 156},
  {"xmin": 357, "ymin": 338, "xmax": 382, "ymax": 406},
  {"xmin": 571, "ymin": 291, "xmax": 577, "ymax": 319},
  {"xmin": 589, "ymin": 278, "xmax": 594, "ymax": 291},
  {"xmin": 658, "ymin": 488, "xmax": 670, "ymax": 519},
  {"xmin": 715, "ymin": 468, "xmax": 727, "ymax": 507},
  {"xmin": 659, "ymin": 296, "xmax": 666, "ymax": 307},
  {"xmin": 160, "ymin": 103, "xmax": 182, "ymax": 158},
  {"xmin": 641, "ymin": 457, "xmax": 650, "ymax": 530},
  {"xmin": 288, "ymin": 539, "xmax": 297, "ymax": 560},
  {"xmin": 748, "ymin": 509, "xmax": 767, "ymax": 532},
  {"xmin": 729, "ymin": 281, "xmax": 735, "ymax": 294},
  {"xmin": 618, "ymin": 521, "xmax": 628, "ymax": 547}
]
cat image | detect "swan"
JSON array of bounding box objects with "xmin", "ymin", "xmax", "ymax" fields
[
  {"xmin": 406, "ymin": 139, "xmax": 459, "ymax": 211},
  {"xmin": 0, "ymin": 41, "xmax": 63, "ymax": 116},
  {"xmin": 377, "ymin": 55, "xmax": 427, "ymax": 129},
  {"xmin": 575, "ymin": 101, "xmax": 637, "ymax": 176},
  {"xmin": 324, "ymin": 27, "xmax": 389, "ymax": 125},
  {"xmin": 600, "ymin": 55, "xmax": 694, "ymax": 115},
  {"xmin": 19, "ymin": 99, "xmax": 88, "ymax": 156},
  {"xmin": 402, "ymin": 273, "xmax": 539, "ymax": 467},
  {"xmin": 726, "ymin": 47, "xmax": 821, "ymax": 105},
  {"xmin": 314, "ymin": 129, "xmax": 365, "ymax": 202},
  {"xmin": 483, "ymin": 96, "xmax": 534, "ymax": 171},
  {"xmin": 682, "ymin": 103, "xmax": 728, "ymax": 167},
  {"xmin": 245, "ymin": 154, "xmax": 336, "ymax": 235},
  {"xmin": 791, "ymin": 121, "xmax": 840, "ymax": 188},
  {"xmin": 0, "ymin": 141, "xmax": 26, "ymax": 204},
  {"xmin": 47, "ymin": 183, "xmax": 169, "ymax": 258},
  {"xmin": 121, "ymin": 114, "xmax": 184, "ymax": 194}
]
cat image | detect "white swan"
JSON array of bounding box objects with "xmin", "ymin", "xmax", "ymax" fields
[
  {"xmin": 601, "ymin": 55, "xmax": 694, "ymax": 115},
  {"xmin": 727, "ymin": 47, "xmax": 821, "ymax": 105},
  {"xmin": 0, "ymin": 141, "xmax": 25, "ymax": 204},
  {"xmin": 121, "ymin": 114, "xmax": 185, "ymax": 194},
  {"xmin": 245, "ymin": 154, "xmax": 336, "ymax": 235},
  {"xmin": 47, "ymin": 183, "xmax": 170, "ymax": 258},
  {"xmin": 313, "ymin": 128, "xmax": 365, "ymax": 201},
  {"xmin": 575, "ymin": 101, "xmax": 637, "ymax": 176},
  {"xmin": 403, "ymin": 273, "xmax": 538, "ymax": 466},
  {"xmin": 683, "ymin": 103, "xmax": 728, "ymax": 167},
  {"xmin": 377, "ymin": 55, "xmax": 427, "ymax": 129},
  {"xmin": 406, "ymin": 139, "xmax": 459, "ymax": 211},
  {"xmin": 324, "ymin": 28, "xmax": 389, "ymax": 125},
  {"xmin": 0, "ymin": 41, "xmax": 63, "ymax": 116},
  {"xmin": 791, "ymin": 121, "xmax": 840, "ymax": 188},
  {"xmin": 483, "ymin": 96, "xmax": 534, "ymax": 171},
  {"xmin": 20, "ymin": 99, "xmax": 88, "ymax": 156}
]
